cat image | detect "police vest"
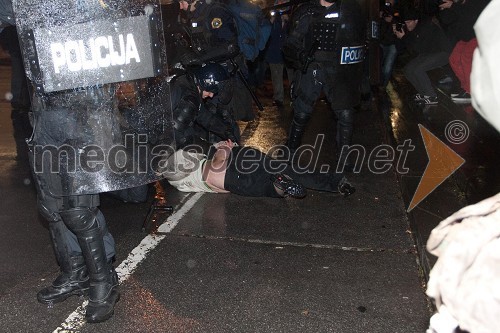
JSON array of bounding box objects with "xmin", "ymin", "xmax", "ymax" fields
[{"xmin": 310, "ymin": 0, "xmax": 366, "ymax": 65}]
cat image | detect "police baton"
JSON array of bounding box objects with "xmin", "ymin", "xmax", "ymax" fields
[{"xmin": 229, "ymin": 58, "xmax": 264, "ymax": 111}]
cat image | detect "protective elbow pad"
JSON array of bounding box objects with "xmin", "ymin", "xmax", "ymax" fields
[{"xmin": 173, "ymin": 94, "xmax": 199, "ymax": 131}]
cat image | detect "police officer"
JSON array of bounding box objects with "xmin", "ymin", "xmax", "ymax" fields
[
  {"xmin": 13, "ymin": 0, "xmax": 173, "ymax": 323},
  {"xmin": 171, "ymin": 63, "xmax": 238, "ymax": 149},
  {"xmin": 177, "ymin": 0, "xmax": 240, "ymax": 65},
  {"xmin": 283, "ymin": 0, "xmax": 366, "ymax": 171},
  {"xmin": 177, "ymin": 0, "xmax": 254, "ymax": 140}
]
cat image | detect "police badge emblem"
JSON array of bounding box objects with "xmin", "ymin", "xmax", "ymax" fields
[{"xmin": 211, "ymin": 18, "xmax": 222, "ymax": 29}]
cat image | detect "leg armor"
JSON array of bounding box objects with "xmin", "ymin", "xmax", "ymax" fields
[
  {"xmin": 60, "ymin": 204, "xmax": 119, "ymax": 323},
  {"xmin": 334, "ymin": 108, "xmax": 354, "ymax": 170},
  {"xmin": 286, "ymin": 112, "xmax": 311, "ymax": 151},
  {"xmin": 35, "ymin": 193, "xmax": 100, "ymax": 304},
  {"xmin": 287, "ymin": 67, "xmax": 321, "ymax": 151}
]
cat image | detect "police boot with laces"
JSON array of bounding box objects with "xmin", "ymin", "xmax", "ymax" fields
[{"xmin": 37, "ymin": 256, "xmax": 89, "ymax": 304}]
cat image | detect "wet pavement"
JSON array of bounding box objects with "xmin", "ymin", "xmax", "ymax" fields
[{"xmin": 1, "ymin": 52, "xmax": 498, "ymax": 332}]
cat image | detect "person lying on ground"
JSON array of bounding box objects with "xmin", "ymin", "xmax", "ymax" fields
[{"xmin": 160, "ymin": 140, "xmax": 355, "ymax": 198}]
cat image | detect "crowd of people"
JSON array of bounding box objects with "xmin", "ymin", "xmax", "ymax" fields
[{"xmin": 378, "ymin": 0, "xmax": 490, "ymax": 105}]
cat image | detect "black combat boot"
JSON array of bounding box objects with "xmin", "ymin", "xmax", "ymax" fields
[
  {"xmin": 338, "ymin": 177, "xmax": 356, "ymax": 197},
  {"xmin": 85, "ymin": 261, "xmax": 120, "ymax": 323},
  {"xmin": 335, "ymin": 109, "xmax": 355, "ymax": 172},
  {"xmin": 286, "ymin": 118, "xmax": 307, "ymax": 151},
  {"xmin": 37, "ymin": 220, "xmax": 89, "ymax": 304},
  {"xmin": 37, "ymin": 256, "xmax": 89, "ymax": 304},
  {"xmin": 286, "ymin": 113, "xmax": 311, "ymax": 163},
  {"xmin": 61, "ymin": 207, "xmax": 120, "ymax": 323}
]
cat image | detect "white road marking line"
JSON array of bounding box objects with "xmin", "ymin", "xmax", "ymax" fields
[{"xmin": 52, "ymin": 192, "xmax": 204, "ymax": 333}]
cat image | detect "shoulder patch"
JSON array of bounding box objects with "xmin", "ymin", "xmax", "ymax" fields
[{"xmin": 211, "ymin": 17, "xmax": 223, "ymax": 29}]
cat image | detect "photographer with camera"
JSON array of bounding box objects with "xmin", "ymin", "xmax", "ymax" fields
[{"xmin": 394, "ymin": 5, "xmax": 452, "ymax": 105}]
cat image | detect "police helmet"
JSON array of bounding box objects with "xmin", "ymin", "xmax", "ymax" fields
[{"xmin": 193, "ymin": 63, "xmax": 230, "ymax": 94}]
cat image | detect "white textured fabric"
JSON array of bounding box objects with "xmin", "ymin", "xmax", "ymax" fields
[
  {"xmin": 426, "ymin": 193, "xmax": 500, "ymax": 333},
  {"xmin": 427, "ymin": 2, "xmax": 500, "ymax": 331},
  {"xmin": 471, "ymin": 0, "xmax": 500, "ymax": 133},
  {"xmin": 167, "ymin": 159, "xmax": 216, "ymax": 193},
  {"xmin": 162, "ymin": 150, "xmax": 205, "ymax": 181},
  {"xmin": 162, "ymin": 150, "xmax": 216, "ymax": 193},
  {"xmin": 426, "ymin": 306, "xmax": 459, "ymax": 333}
]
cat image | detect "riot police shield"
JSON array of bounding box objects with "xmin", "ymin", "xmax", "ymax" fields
[{"xmin": 13, "ymin": 0, "xmax": 175, "ymax": 196}]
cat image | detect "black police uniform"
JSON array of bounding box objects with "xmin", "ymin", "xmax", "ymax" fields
[
  {"xmin": 13, "ymin": 0, "xmax": 174, "ymax": 323},
  {"xmin": 283, "ymin": 0, "xmax": 366, "ymax": 168},
  {"xmin": 170, "ymin": 74, "xmax": 237, "ymax": 149},
  {"xmin": 180, "ymin": 0, "xmax": 254, "ymax": 140}
]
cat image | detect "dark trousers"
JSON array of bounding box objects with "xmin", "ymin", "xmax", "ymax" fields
[
  {"xmin": 224, "ymin": 147, "xmax": 345, "ymax": 197},
  {"xmin": 403, "ymin": 51, "xmax": 450, "ymax": 97}
]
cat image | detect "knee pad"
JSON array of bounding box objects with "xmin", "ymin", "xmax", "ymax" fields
[
  {"xmin": 60, "ymin": 207, "xmax": 99, "ymax": 234},
  {"xmin": 38, "ymin": 200, "xmax": 62, "ymax": 223},
  {"xmin": 293, "ymin": 112, "xmax": 311, "ymax": 127},
  {"xmin": 335, "ymin": 109, "xmax": 354, "ymax": 127}
]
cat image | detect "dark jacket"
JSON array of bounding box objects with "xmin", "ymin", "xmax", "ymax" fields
[
  {"xmin": 264, "ymin": 14, "xmax": 288, "ymax": 64},
  {"xmin": 439, "ymin": 0, "xmax": 490, "ymax": 43},
  {"xmin": 184, "ymin": 1, "xmax": 240, "ymax": 63},
  {"xmin": 403, "ymin": 18, "xmax": 452, "ymax": 55}
]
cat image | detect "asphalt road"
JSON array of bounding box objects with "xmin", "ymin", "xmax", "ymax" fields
[{"xmin": 0, "ymin": 61, "xmax": 438, "ymax": 332}]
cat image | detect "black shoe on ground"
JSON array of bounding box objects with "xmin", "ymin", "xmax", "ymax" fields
[
  {"xmin": 416, "ymin": 96, "xmax": 438, "ymax": 105},
  {"xmin": 37, "ymin": 278, "xmax": 89, "ymax": 304},
  {"xmin": 338, "ymin": 178, "xmax": 356, "ymax": 197},
  {"xmin": 450, "ymin": 88, "xmax": 466, "ymax": 98},
  {"xmin": 37, "ymin": 257, "xmax": 90, "ymax": 304},
  {"xmin": 451, "ymin": 91, "xmax": 471, "ymax": 103},
  {"xmin": 412, "ymin": 93, "xmax": 425, "ymax": 101},
  {"xmin": 271, "ymin": 173, "xmax": 306, "ymax": 199},
  {"xmin": 438, "ymin": 75, "xmax": 453, "ymax": 84},
  {"xmin": 85, "ymin": 267, "xmax": 120, "ymax": 323}
]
